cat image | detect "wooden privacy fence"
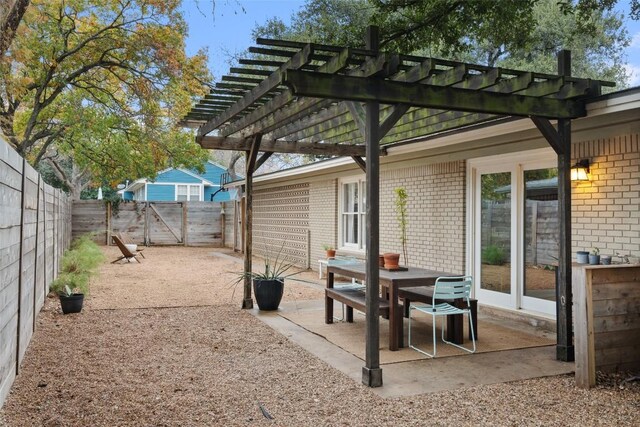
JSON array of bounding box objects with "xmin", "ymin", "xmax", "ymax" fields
[
  {"xmin": 482, "ymin": 200, "xmax": 559, "ymax": 266},
  {"xmin": 0, "ymin": 139, "xmax": 72, "ymax": 409},
  {"xmin": 73, "ymin": 200, "xmax": 228, "ymax": 246}
]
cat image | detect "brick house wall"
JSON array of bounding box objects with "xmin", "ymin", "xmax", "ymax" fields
[
  {"xmin": 252, "ymin": 182, "xmax": 310, "ymax": 267},
  {"xmin": 379, "ymin": 161, "xmax": 466, "ymax": 274},
  {"xmin": 309, "ymin": 179, "xmax": 338, "ymax": 265},
  {"xmin": 572, "ymin": 132, "xmax": 640, "ymax": 258}
]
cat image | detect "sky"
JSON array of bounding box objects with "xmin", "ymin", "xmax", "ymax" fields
[{"xmin": 180, "ymin": 0, "xmax": 640, "ymax": 87}]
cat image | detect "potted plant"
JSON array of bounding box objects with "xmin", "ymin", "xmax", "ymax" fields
[
  {"xmin": 390, "ymin": 187, "xmax": 409, "ymax": 268},
  {"xmin": 50, "ymin": 234, "xmax": 104, "ymax": 314},
  {"xmin": 576, "ymin": 250, "xmax": 589, "ymax": 264},
  {"xmin": 589, "ymin": 247, "xmax": 600, "ymax": 265},
  {"xmin": 51, "ymin": 276, "xmax": 87, "ymax": 314},
  {"xmin": 322, "ymin": 244, "xmax": 336, "ymax": 259},
  {"xmin": 234, "ymin": 242, "xmax": 303, "ymax": 311}
]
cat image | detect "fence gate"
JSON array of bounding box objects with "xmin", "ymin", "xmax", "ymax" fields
[{"xmin": 145, "ymin": 202, "xmax": 185, "ymax": 245}]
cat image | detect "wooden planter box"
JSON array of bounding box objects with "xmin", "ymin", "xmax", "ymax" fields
[{"xmin": 572, "ymin": 264, "xmax": 640, "ymax": 388}]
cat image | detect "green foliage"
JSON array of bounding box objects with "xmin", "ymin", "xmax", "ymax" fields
[
  {"xmin": 232, "ymin": 240, "xmax": 302, "ymax": 285},
  {"xmin": 591, "ymin": 247, "xmax": 600, "ymax": 255},
  {"xmin": 371, "ymin": 0, "xmax": 633, "ymax": 87},
  {"xmin": 322, "ymin": 244, "xmax": 334, "ymax": 251},
  {"xmin": 50, "ymin": 234, "xmax": 104, "ymax": 296},
  {"xmin": 1, "ymin": 0, "xmax": 212, "ymax": 193},
  {"xmin": 482, "ymin": 245, "xmax": 506, "ymax": 265},
  {"xmin": 491, "ymin": 0, "xmax": 630, "ymax": 88},
  {"xmin": 253, "ymin": 0, "xmax": 372, "ymax": 47},
  {"xmin": 394, "ymin": 187, "xmax": 409, "ymax": 266}
]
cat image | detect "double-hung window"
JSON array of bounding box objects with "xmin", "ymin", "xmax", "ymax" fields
[
  {"xmin": 176, "ymin": 184, "xmax": 201, "ymax": 201},
  {"xmin": 339, "ymin": 177, "xmax": 366, "ymax": 251}
]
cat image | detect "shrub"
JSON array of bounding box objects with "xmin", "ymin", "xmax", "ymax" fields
[
  {"xmin": 482, "ymin": 245, "xmax": 506, "ymax": 265},
  {"xmin": 50, "ymin": 235, "xmax": 104, "ymax": 296}
]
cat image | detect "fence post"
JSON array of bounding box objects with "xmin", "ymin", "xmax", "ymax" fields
[
  {"xmin": 32, "ymin": 175, "xmax": 41, "ymax": 332},
  {"xmin": 221, "ymin": 203, "xmax": 226, "ymax": 248},
  {"xmin": 16, "ymin": 158, "xmax": 26, "ymax": 375},
  {"xmin": 106, "ymin": 202, "xmax": 111, "ymax": 245},
  {"xmin": 182, "ymin": 202, "xmax": 188, "ymax": 246}
]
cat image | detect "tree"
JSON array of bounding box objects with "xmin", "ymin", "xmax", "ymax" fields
[
  {"xmin": 494, "ymin": 0, "xmax": 630, "ymax": 85},
  {"xmin": 371, "ymin": 0, "xmax": 639, "ymax": 57},
  {"xmin": 0, "ymin": 0, "xmax": 212, "ymax": 197},
  {"xmin": 0, "ymin": 0, "xmax": 30, "ymax": 58},
  {"xmin": 253, "ymin": 0, "xmax": 372, "ymax": 46}
]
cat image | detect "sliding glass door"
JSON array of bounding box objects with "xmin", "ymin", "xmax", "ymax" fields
[{"xmin": 470, "ymin": 150, "xmax": 557, "ymax": 316}]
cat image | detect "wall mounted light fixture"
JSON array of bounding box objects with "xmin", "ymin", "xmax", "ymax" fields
[{"xmin": 571, "ymin": 159, "xmax": 590, "ymax": 181}]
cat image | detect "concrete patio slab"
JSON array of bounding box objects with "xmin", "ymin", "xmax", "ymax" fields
[{"xmin": 252, "ymin": 299, "xmax": 575, "ymax": 398}]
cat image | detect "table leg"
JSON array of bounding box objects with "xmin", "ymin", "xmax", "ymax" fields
[
  {"xmin": 446, "ymin": 300, "xmax": 464, "ymax": 344},
  {"xmin": 325, "ymin": 271, "xmax": 334, "ymax": 324},
  {"xmin": 389, "ymin": 285, "xmax": 402, "ymax": 351}
]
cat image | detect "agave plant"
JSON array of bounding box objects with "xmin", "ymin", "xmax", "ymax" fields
[{"xmin": 233, "ymin": 240, "xmax": 303, "ymax": 284}]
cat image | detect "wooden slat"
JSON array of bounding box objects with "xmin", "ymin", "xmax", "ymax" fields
[
  {"xmin": 199, "ymin": 136, "xmax": 367, "ymax": 157},
  {"xmin": 217, "ymin": 47, "xmax": 351, "ymax": 138},
  {"xmin": 198, "ymin": 44, "xmax": 313, "ymax": 138}
]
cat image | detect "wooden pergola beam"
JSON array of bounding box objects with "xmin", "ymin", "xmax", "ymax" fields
[
  {"xmin": 351, "ymin": 156, "xmax": 366, "ymax": 172},
  {"xmin": 198, "ymin": 44, "xmax": 313, "ymax": 138},
  {"xmin": 219, "ymin": 48, "xmax": 351, "ymax": 138},
  {"xmin": 284, "ymin": 70, "xmax": 586, "ymax": 119},
  {"xmin": 198, "ymin": 136, "xmax": 368, "ymax": 157}
]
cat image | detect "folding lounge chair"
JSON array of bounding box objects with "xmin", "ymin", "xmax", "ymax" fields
[
  {"xmin": 117, "ymin": 232, "xmax": 145, "ymax": 258},
  {"xmin": 111, "ymin": 235, "xmax": 143, "ymax": 264}
]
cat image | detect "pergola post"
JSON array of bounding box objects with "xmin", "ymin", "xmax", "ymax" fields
[
  {"xmin": 362, "ymin": 25, "xmax": 382, "ymax": 388},
  {"xmin": 242, "ymin": 134, "xmax": 262, "ymax": 309},
  {"xmin": 556, "ymin": 50, "xmax": 575, "ymax": 362}
]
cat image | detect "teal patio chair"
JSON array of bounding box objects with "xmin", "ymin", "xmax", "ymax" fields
[
  {"xmin": 408, "ymin": 276, "xmax": 476, "ymax": 357},
  {"xmin": 327, "ymin": 257, "xmax": 365, "ymax": 321}
]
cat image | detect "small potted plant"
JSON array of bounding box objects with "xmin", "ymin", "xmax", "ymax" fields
[
  {"xmin": 394, "ymin": 187, "xmax": 409, "ymax": 266},
  {"xmin": 576, "ymin": 250, "xmax": 589, "ymax": 264},
  {"xmin": 589, "ymin": 247, "xmax": 600, "ymax": 265},
  {"xmin": 322, "ymin": 244, "xmax": 336, "ymax": 259},
  {"xmin": 51, "ymin": 276, "xmax": 87, "ymax": 314}
]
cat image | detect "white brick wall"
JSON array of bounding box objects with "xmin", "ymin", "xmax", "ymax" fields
[
  {"xmin": 252, "ymin": 182, "xmax": 310, "ymax": 267},
  {"xmin": 309, "ymin": 179, "xmax": 338, "ymax": 265},
  {"xmin": 572, "ymin": 133, "xmax": 640, "ymax": 257},
  {"xmin": 379, "ymin": 161, "xmax": 466, "ymax": 274}
]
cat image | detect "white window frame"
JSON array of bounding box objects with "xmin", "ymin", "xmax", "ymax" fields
[
  {"xmin": 338, "ymin": 175, "xmax": 366, "ymax": 252},
  {"xmin": 175, "ymin": 184, "xmax": 203, "ymax": 201}
]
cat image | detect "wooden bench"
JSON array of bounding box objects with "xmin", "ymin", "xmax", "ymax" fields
[
  {"xmin": 325, "ymin": 288, "xmax": 390, "ymax": 323},
  {"xmin": 398, "ymin": 286, "xmax": 478, "ymax": 342}
]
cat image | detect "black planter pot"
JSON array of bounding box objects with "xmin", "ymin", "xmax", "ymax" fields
[
  {"xmin": 59, "ymin": 293, "xmax": 84, "ymax": 314},
  {"xmin": 253, "ymin": 279, "xmax": 284, "ymax": 311}
]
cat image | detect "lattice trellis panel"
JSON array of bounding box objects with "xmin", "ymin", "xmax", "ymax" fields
[{"xmin": 253, "ymin": 183, "xmax": 310, "ymax": 267}]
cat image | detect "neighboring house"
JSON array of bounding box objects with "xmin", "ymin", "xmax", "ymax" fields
[
  {"xmin": 121, "ymin": 161, "xmax": 238, "ymax": 202},
  {"xmin": 229, "ymin": 86, "xmax": 640, "ymax": 321}
]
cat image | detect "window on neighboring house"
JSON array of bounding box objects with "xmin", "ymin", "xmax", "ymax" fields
[
  {"xmin": 190, "ymin": 185, "xmax": 200, "ymax": 201},
  {"xmin": 176, "ymin": 185, "xmax": 188, "ymax": 201},
  {"xmin": 176, "ymin": 184, "xmax": 201, "ymax": 201},
  {"xmin": 340, "ymin": 177, "xmax": 366, "ymax": 251}
]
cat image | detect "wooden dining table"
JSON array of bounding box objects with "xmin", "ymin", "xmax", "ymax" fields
[{"xmin": 326, "ymin": 263, "xmax": 456, "ymax": 351}]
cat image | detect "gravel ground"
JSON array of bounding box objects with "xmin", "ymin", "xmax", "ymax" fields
[{"xmin": 1, "ymin": 247, "xmax": 638, "ymax": 426}]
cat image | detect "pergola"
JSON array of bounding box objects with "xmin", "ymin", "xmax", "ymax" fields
[{"xmin": 182, "ymin": 27, "xmax": 613, "ymax": 387}]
